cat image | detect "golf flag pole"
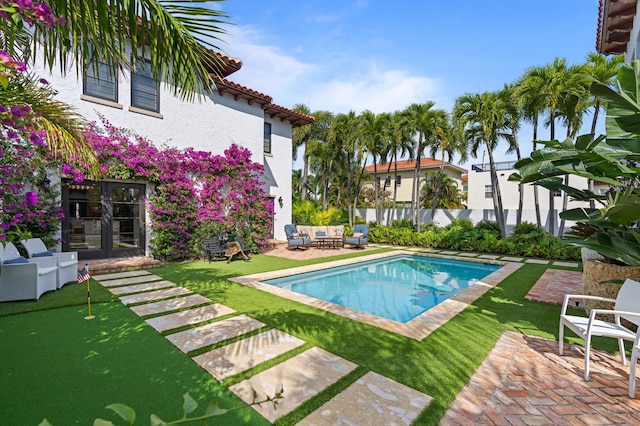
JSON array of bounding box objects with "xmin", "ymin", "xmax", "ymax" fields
[{"xmin": 77, "ymin": 264, "xmax": 94, "ymax": 320}]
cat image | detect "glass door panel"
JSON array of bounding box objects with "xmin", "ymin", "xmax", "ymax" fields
[{"xmin": 67, "ymin": 183, "xmax": 102, "ymax": 251}]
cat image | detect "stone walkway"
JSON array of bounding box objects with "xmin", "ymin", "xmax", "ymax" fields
[{"xmin": 92, "ymin": 270, "xmax": 432, "ymax": 424}]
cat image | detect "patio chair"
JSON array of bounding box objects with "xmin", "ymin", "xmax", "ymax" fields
[
  {"xmin": 203, "ymin": 238, "xmax": 226, "ymax": 262},
  {"xmin": 284, "ymin": 224, "xmax": 310, "ymax": 250},
  {"xmin": 344, "ymin": 224, "xmax": 369, "ymax": 249},
  {"xmin": 559, "ymin": 278, "xmax": 640, "ymax": 387},
  {"xmin": 0, "ymin": 242, "xmax": 57, "ymax": 301},
  {"xmin": 21, "ymin": 238, "xmax": 78, "ymax": 289}
]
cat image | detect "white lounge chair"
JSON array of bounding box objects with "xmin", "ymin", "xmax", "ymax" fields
[
  {"xmin": 21, "ymin": 238, "xmax": 78, "ymax": 289},
  {"xmin": 0, "ymin": 242, "xmax": 57, "ymax": 301},
  {"xmin": 559, "ymin": 278, "xmax": 640, "ymax": 392}
]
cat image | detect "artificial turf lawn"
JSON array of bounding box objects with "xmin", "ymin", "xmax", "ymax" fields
[
  {"xmin": 0, "ymin": 302, "xmax": 269, "ymax": 425},
  {"xmin": 0, "ymin": 251, "xmax": 613, "ymax": 425}
]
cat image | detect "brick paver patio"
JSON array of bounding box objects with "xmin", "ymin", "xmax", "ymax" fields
[{"xmin": 441, "ymin": 331, "xmax": 640, "ymax": 425}]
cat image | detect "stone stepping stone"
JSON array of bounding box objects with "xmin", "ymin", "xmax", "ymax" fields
[
  {"xmin": 439, "ymin": 251, "xmax": 459, "ymax": 255},
  {"xmin": 478, "ymin": 254, "xmax": 500, "ymax": 260},
  {"xmin": 230, "ymin": 347, "xmax": 357, "ymax": 423},
  {"xmin": 99, "ymin": 274, "xmax": 164, "ymax": 287},
  {"xmin": 501, "ymin": 256, "xmax": 524, "ymax": 262},
  {"xmin": 553, "ymin": 261, "xmax": 579, "ymax": 268},
  {"xmin": 130, "ymin": 294, "xmax": 211, "ymax": 317},
  {"xmin": 406, "ymin": 248, "xmax": 423, "ymax": 252},
  {"xmin": 457, "ymin": 252, "xmax": 480, "ymax": 257},
  {"xmin": 299, "ymin": 371, "xmax": 432, "ymax": 426},
  {"xmin": 120, "ymin": 287, "xmax": 191, "ymax": 305},
  {"xmin": 92, "ymin": 270, "xmax": 151, "ymax": 281},
  {"xmin": 526, "ymin": 259, "xmax": 550, "ymax": 265},
  {"xmin": 146, "ymin": 304, "xmax": 236, "ymax": 332},
  {"xmin": 166, "ymin": 315, "xmax": 264, "ymax": 353},
  {"xmin": 109, "ymin": 280, "xmax": 175, "ymax": 295},
  {"xmin": 193, "ymin": 329, "xmax": 305, "ymax": 381}
]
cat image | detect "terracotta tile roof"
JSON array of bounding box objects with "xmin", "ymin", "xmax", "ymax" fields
[
  {"xmin": 461, "ymin": 174, "xmax": 468, "ymax": 181},
  {"xmin": 212, "ymin": 52, "xmax": 242, "ymax": 77},
  {"xmin": 212, "ymin": 77, "xmax": 314, "ymax": 128},
  {"xmin": 597, "ymin": 0, "xmax": 637, "ymax": 55},
  {"xmin": 264, "ymin": 103, "xmax": 314, "ymax": 128},
  {"xmin": 363, "ymin": 158, "xmax": 467, "ymax": 174},
  {"xmin": 212, "ymin": 76, "xmax": 273, "ymax": 104}
]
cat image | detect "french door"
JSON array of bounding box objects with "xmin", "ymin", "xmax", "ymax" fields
[{"xmin": 62, "ymin": 181, "xmax": 146, "ymax": 259}]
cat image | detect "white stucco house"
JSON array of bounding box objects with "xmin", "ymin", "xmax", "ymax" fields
[{"xmin": 35, "ymin": 52, "xmax": 312, "ymax": 260}]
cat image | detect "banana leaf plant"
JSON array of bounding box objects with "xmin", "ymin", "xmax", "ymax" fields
[{"xmin": 509, "ymin": 61, "xmax": 640, "ymax": 266}]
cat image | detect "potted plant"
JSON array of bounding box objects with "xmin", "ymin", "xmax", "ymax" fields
[{"xmin": 510, "ymin": 60, "xmax": 640, "ymax": 315}]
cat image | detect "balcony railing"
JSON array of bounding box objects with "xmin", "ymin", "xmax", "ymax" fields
[{"xmin": 471, "ymin": 160, "xmax": 518, "ymax": 172}]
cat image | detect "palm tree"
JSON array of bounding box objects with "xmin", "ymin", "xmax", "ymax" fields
[
  {"xmin": 328, "ymin": 111, "xmax": 361, "ymax": 226},
  {"xmin": 585, "ymin": 53, "xmax": 624, "ymax": 133},
  {"xmin": 421, "ymin": 173, "xmax": 465, "ymax": 208},
  {"xmin": 516, "ymin": 66, "xmax": 546, "ymax": 228},
  {"xmin": 292, "ymin": 106, "xmax": 333, "ymax": 202},
  {"xmin": 384, "ymin": 111, "xmax": 413, "ymax": 225},
  {"xmin": 403, "ymin": 102, "xmax": 447, "ymax": 231},
  {"xmin": 427, "ymin": 116, "xmax": 466, "ymax": 222},
  {"xmin": 8, "ymin": 0, "xmax": 230, "ymax": 101},
  {"xmin": 536, "ymin": 58, "xmax": 589, "ymax": 235},
  {"xmin": 454, "ymin": 91, "xmax": 507, "ymax": 237},
  {"xmin": 499, "ymin": 83, "xmax": 525, "ymax": 225}
]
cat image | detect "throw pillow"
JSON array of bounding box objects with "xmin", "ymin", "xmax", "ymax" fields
[
  {"xmin": 352, "ymin": 232, "xmax": 363, "ymax": 238},
  {"xmin": 33, "ymin": 251, "xmax": 54, "ymax": 257},
  {"xmin": 291, "ymin": 232, "xmax": 301, "ymax": 238},
  {"xmin": 4, "ymin": 256, "xmax": 28, "ymax": 264},
  {"xmin": 316, "ymin": 231, "xmax": 326, "ymax": 237}
]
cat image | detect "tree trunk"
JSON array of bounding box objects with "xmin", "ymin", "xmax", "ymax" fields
[
  {"xmin": 532, "ymin": 118, "xmax": 542, "ymax": 228},
  {"xmin": 386, "ymin": 158, "xmax": 394, "ymax": 226},
  {"xmin": 413, "ymin": 136, "xmax": 423, "ymax": 231},
  {"xmin": 430, "ymin": 154, "xmax": 445, "ymax": 222},
  {"xmin": 487, "ymin": 146, "xmax": 506, "ymax": 237},
  {"xmin": 301, "ymin": 145, "xmax": 309, "ymax": 201},
  {"xmin": 549, "ymin": 113, "xmax": 556, "ymax": 236},
  {"xmin": 373, "ymin": 154, "xmax": 379, "ymax": 225}
]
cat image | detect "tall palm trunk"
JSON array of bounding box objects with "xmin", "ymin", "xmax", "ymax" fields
[
  {"xmin": 301, "ymin": 149, "xmax": 309, "ymax": 201},
  {"xmin": 413, "ymin": 136, "xmax": 423, "ymax": 231},
  {"xmin": 548, "ymin": 112, "xmax": 556, "ymax": 236},
  {"xmin": 532, "ymin": 116, "xmax": 542, "ymax": 228},
  {"xmin": 385, "ymin": 159, "xmax": 394, "ymax": 226},
  {"xmin": 487, "ymin": 146, "xmax": 506, "ymax": 237},
  {"xmin": 352, "ymin": 159, "xmax": 368, "ymax": 225},
  {"xmin": 373, "ymin": 154, "xmax": 380, "ymax": 225},
  {"xmin": 430, "ymin": 154, "xmax": 446, "ymax": 222},
  {"xmin": 588, "ymin": 100, "xmax": 601, "ymax": 209}
]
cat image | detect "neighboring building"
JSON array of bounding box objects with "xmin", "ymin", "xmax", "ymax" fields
[
  {"xmin": 362, "ymin": 159, "xmax": 467, "ymax": 208},
  {"xmin": 36, "ymin": 53, "xmax": 313, "ymax": 259},
  {"xmin": 466, "ymin": 161, "xmax": 611, "ymax": 210},
  {"xmin": 597, "ymin": 0, "xmax": 638, "ymax": 60}
]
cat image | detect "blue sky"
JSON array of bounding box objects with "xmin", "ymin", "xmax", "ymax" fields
[{"xmin": 216, "ymin": 0, "xmax": 604, "ymax": 169}]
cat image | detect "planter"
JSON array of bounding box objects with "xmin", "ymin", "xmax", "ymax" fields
[{"xmin": 582, "ymin": 260, "xmax": 640, "ymax": 325}]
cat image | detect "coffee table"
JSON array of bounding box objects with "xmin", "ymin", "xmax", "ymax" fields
[{"xmin": 315, "ymin": 236, "xmax": 344, "ymax": 250}]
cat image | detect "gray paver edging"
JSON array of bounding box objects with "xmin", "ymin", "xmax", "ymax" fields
[{"xmin": 231, "ymin": 250, "xmax": 523, "ymax": 340}]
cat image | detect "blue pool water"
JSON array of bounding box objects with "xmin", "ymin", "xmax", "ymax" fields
[{"xmin": 264, "ymin": 255, "xmax": 500, "ymax": 323}]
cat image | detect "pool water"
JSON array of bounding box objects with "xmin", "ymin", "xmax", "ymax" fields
[{"xmin": 264, "ymin": 255, "xmax": 500, "ymax": 323}]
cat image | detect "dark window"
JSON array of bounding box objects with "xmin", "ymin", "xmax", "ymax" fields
[
  {"xmin": 375, "ymin": 176, "xmax": 380, "ymax": 189},
  {"xmin": 264, "ymin": 123, "xmax": 272, "ymax": 153},
  {"xmin": 131, "ymin": 60, "xmax": 159, "ymax": 112},
  {"xmin": 484, "ymin": 185, "xmax": 493, "ymax": 199},
  {"xmin": 553, "ymin": 189, "xmax": 562, "ymax": 197},
  {"xmin": 83, "ymin": 59, "xmax": 117, "ymax": 101},
  {"xmin": 395, "ymin": 175, "xmax": 401, "ymax": 187}
]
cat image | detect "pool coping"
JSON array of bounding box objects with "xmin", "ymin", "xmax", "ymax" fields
[{"xmin": 230, "ymin": 250, "xmax": 523, "ymax": 340}]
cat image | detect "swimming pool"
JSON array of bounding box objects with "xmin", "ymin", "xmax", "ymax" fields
[{"xmin": 263, "ymin": 255, "xmax": 500, "ymax": 323}]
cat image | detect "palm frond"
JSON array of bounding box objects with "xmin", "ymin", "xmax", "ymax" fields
[{"xmin": 30, "ymin": 0, "xmax": 230, "ymax": 102}]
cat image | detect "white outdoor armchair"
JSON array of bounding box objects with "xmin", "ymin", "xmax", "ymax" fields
[
  {"xmin": 21, "ymin": 238, "xmax": 78, "ymax": 289},
  {"xmin": 0, "ymin": 242, "xmax": 57, "ymax": 301},
  {"xmin": 559, "ymin": 278, "xmax": 640, "ymax": 396}
]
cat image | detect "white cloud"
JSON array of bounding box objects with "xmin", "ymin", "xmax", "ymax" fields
[
  {"xmin": 223, "ymin": 25, "xmax": 448, "ymax": 114},
  {"xmin": 308, "ymin": 67, "xmax": 445, "ymax": 114}
]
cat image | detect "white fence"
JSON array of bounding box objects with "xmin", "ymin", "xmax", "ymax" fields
[{"xmin": 357, "ymin": 208, "xmax": 573, "ymax": 236}]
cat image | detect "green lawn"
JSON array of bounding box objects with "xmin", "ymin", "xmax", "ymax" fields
[{"xmin": 0, "ymin": 251, "xmax": 610, "ymax": 425}]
